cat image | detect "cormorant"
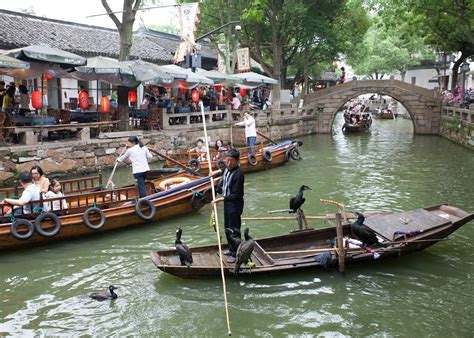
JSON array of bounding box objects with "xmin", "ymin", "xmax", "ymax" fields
[
  {"xmin": 90, "ymin": 285, "xmax": 118, "ymax": 301},
  {"xmin": 234, "ymin": 228, "xmax": 255, "ymax": 274},
  {"xmin": 175, "ymin": 227, "xmax": 193, "ymax": 267},
  {"xmin": 225, "ymin": 228, "xmax": 242, "ymax": 250},
  {"xmin": 351, "ymin": 212, "xmax": 378, "ymax": 246},
  {"xmin": 289, "ymin": 185, "xmax": 311, "ymax": 213}
]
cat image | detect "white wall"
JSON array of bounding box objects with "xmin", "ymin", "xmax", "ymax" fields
[{"xmin": 393, "ymin": 68, "xmax": 439, "ymax": 90}]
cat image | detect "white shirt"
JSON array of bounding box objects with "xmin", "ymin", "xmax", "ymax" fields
[
  {"xmin": 18, "ymin": 184, "xmax": 41, "ymax": 214},
  {"xmin": 43, "ymin": 191, "xmax": 66, "ymax": 212},
  {"xmin": 236, "ymin": 115, "xmax": 257, "ymax": 138},
  {"xmin": 118, "ymin": 144, "xmax": 152, "ymax": 174}
]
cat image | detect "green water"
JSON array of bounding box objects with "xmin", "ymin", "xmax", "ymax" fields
[{"xmin": 1, "ymin": 116, "xmax": 473, "ymax": 336}]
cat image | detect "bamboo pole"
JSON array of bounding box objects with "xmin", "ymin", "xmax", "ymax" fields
[
  {"xmin": 199, "ymin": 101, "xmax": 232, "ymax": 336},
  {"xmin": 107, "ymin": 144, "xmax": 127, "ymax": 189},
  {"xmin": 147, "ymin": 147, "xmax": 204, "ymax": 177},
  {"xmin": 335, "ymin": 213, "xmax": 345, "ymax": 272},
  {"xmin": 242, "ymin": 213, "xmax": 357, "ymax": 221},
  {"xmin": 256, "ymin": 130, "xmax": 276, "ymax": 144}
]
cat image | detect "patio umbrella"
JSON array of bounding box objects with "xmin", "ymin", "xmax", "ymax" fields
[
  {"xmin": 232, "ymin": 71, "xmax": 278, "ymax": 85},
  {"xmin": 0, "ymin": 55, "xmax": 30, "ymax": 70},
  {"xmin": 194, "ymin": 68, "xmax": 243, "ymax": 85},
  {"xmin": 4, "ymin": 44, "xmax": 86, "ymax": 67},
  {"xmin": 161, "ymin": 64, "xmax": 214, "ymax": 86},
  {"xmin": 120, "ymin": 59, "xmax": 173, "ymax": 84}
]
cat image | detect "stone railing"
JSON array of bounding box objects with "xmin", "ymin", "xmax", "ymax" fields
[
  {"xmin": 440, "ymin": 104, "xmax": 474, "ymax": 149},
  {"xmin": 441, "ymin": 105, "xmax": 474, "ymax": 125}
]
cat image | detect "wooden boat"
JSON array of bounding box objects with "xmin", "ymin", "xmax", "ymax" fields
[
  {"xmin": 150, "ymin": 205, "xmax": 473, "ymax": 278},
  {"xmin": 0, "ymin": 172, "xmax": 217, "ymax": 250},
  {"xmin": 342, "ymin": 121, "xmax": 371, "ymax": 132},
  {"xmin": 372, "ymin": 110, "xmax": 395, "ymax": 119},
  {"xmin": 163, "ymin": 140, "xmax": 302, "ymax": 175}
]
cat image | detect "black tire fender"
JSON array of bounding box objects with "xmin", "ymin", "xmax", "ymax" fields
[
  {"xmin": 290, "ymin": 148, "xmax": 301, "ymax": 160},
  {"xmin": 191, "ymin": 193, "xmax": 205, "ymax": 210},
  {"xmin": 83, "ymin": 207, "xmax": 106, "ymax": 230},
  {"xmin": 263, "ymin": 149, "xmax": 273, "ymax": 162},
  {"xmin": 187, "ymin": 158, "xmax": 201, "ymax": 172},
  {"xmin": 11, "ymin": 219, "xmax": 34, "ymax": 240},
  {"xmin": 202, "ymin": 188, "xmax": 214, "ymax": 204},
  {"xmin": 284, "ymin": 149, "xmax": 291, "ymax": 162},
  {"xmin": 34, "ymin": 212, "xmax": 61, "ymax": 237},
  {"xmin": 135, "ymin": 199, "xmax": 157, "ymax": 221},
  {"xmin": 247, "ymin": 154, "xmax": 258, "ymax": 166}
]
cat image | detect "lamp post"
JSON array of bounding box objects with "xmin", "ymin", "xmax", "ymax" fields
[{"xmin": 461, "ymin": 60, "xmax": 470, "ymax": 106}]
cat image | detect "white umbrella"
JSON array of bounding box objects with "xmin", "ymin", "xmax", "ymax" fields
[
  {"xmin": 161, "ymin": 64, "xmax": 214, "ymax": 85},
  {"xmin": 232, "ymin": 71, "xmax": 278, "ymax": 85},
  {"xmin": 4, "ymin": 44, "xmax": 86, "ymax": 66},
  {"xmin": 194, "ymin": 68, "xmax": 243, "ymax": 85},
  {"xmin": 120, "ymin": 59, "xmax": 173, "ymax": 84},
  {"xmin": 0, "ymin": 55, "xmax": 30, "ymax": 69}
]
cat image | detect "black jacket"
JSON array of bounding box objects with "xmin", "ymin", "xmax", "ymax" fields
[{"xmin": 217, "ymin": 166, "xmax": 244, "ymax": 205}]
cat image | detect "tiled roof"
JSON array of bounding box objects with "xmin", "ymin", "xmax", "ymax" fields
[{"xmin": 0, "ymin": 9, "xmax": 216, "ymax": 65}]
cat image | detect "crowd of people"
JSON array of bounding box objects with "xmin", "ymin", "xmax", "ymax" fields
[{"xmin": 442, "ymin": 85, "xmax": 473, "ymax": 107}]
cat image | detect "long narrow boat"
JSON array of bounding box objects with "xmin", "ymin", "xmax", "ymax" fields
[
  {"xmin": 372, "ymin": 110, "xmax": 395, "ymax": 119},
  {"xmin": 150, "ymin": 205, "xmax": 473, "ymax": 278},
  {"xmin": 0, "ymin": 172, "xmax": 217, "ymax": 250},
  {"xmin": 342, "ymin": 121, "xmax": 371, "ymax": 133},
  {"xmin": 163, "ymin": 140, "xmax": 302, "ymax": 175}
]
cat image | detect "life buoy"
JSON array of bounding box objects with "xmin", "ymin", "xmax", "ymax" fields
[
  {"xmin": 83, "ymin": 207, "xmax": 106, "ymax": 230},
  {"xmin": 11, "ymin": 219, "xmax": 34, "ymax": 240},
  {"xmin": 216, "ymin": 159, "xmax": 227, "ymax": 171},
  {"xmin": 135, "ymin": 199, "xmax": 157, "ymax": 221},
  {"xmin": 34, "ymin": 212, "xmax": 61, "ymax": 237},
  {"xmin": 290, "ymin": 148, "xmax": 301, "ymax": 160},
  {"xmin": 263, "ymin": 149, "xmax": 273, "ymax": 162},
  {"xmin": 187, "ymin": 159, "xmax": 201, "ymax": 172},
  {"xmin": 158, "ymin": 177, "xmax": 192, "ymax": 191},
  {"xmin": 247, "ymin": 154, "xmax": 258, "ymax": 166}
]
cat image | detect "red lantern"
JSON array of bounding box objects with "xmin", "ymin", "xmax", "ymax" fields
[
  {"xmin": 44, "ymin": 73, "xmax": 54, "ymax": 80},
  {"xmin": 78, "ymin": 91, "xmax": 89, "ymax": 110},
  {"xmin": 215, "ymin": 85, "xmax": 222, "ymax": 93},
  {"xmin": 239, "ymin": 88, "xmax": 247, "ymax": 97},
  {"xmin": 31, "ymin": 91, "xmax": 42, "ymax": 110},
  {"xmin": 128, "ymin": 90, "xmax": 137, "ymax": 104},
  {"xmin": 191, "ymin": 89, "xmax": 200, "ymax": 102},
  {"xmin": 179, "ymin": 87, "xmax": 187, "ymax": 93},
  {"xmin": 100, "ymin": 96, "xmax": 110, "ymax": 113}
]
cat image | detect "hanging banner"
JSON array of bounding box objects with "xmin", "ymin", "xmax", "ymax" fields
[
  {"xmin": 236, "ymin": 47, "xmax": 251, "ymax": 72},
  {"xmin": 217, "ymin": 43, "xmax": 226, "ymax": 73},
  {"xmin": 173, "ymin": 2, "xmax": 200, "ymax": 63}
]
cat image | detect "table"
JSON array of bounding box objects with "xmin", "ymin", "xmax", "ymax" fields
[
  {"xmin": 70, "ymin": 111, "xmax": 99, "ymax": 123},
  {"xmin": 13, "ymin": 116, "xmax": 57, "ymax": 126}
]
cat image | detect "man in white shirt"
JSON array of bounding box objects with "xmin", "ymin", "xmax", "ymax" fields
[
  {"xmin": 235, "ymin": 111, "xmax": 257, "ymax": 154},
  {"xmin": 4, "ymin": 172, "xmax": 41, "ymax": 215},
  {"xmin": 118, "ymin": 136, "xmax": 152, "ymax": 197}
]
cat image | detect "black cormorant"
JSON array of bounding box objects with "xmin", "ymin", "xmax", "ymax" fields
[
  {"xmin": 289, "ymin": 185, "xmax": 311, "ymax": 213},
  {"xmin": 234, "ymin": 228, "xmax": 255, "ymax": 274},
  {"xmin": 351, "ymin": 212, "xmax": 378, "ymax": 246},
  {"xmin": 175, "ymin": 227, "xmax": 193, "ymax": 267},
  {"xmin": 90, "ymin": 285, "xmax": 118, "ymax": 301},
  {"xmin": 225, "ymin": 228, "xmax": 242, "ymax": 249}
]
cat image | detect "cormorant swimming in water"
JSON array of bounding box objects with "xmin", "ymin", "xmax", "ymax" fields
[
  {"xmin": 175, "ymin": 227, "xmax": 193, "ymax": 267},
  {"xmin": 351, "ymin": 212, "xmax": 378, "ymax": 246},
  {"xmin": 289, "ymin": 185, "xmax": 311, "ymax": 213},
  {"xmin": 90, "ymin": 285, "xmax": 118, "ymax": 301},
  {"xmin": 234, "ymin": 228, "xmax": 255, "ymax": 274}
]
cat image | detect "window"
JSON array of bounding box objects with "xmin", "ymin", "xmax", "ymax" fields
[{"xmin": 411, "ymin": 77, "xmax": 416, "ymax": 85}]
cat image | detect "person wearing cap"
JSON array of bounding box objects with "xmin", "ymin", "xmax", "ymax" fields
[
  {"xmin": 117, "ymin": 136, "xmax": 152, "ymax": 198},
  {"xmin": 3, "ymin": 172, "xmax": 41, "ymax": 215},
  {"xmin": 234, "ymin": 111, "xmax": 257, "ymax": 155},
  {"xmin": 213, "ymin": 148, "xmax": 245, "ymax": 262}
]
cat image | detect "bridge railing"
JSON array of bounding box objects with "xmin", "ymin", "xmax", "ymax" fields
[{"xmin": 441, "ymin": 105, "xmax": 474, "ymax": 125}]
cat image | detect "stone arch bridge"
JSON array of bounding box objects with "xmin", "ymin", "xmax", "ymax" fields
[{"xmin": 305, "ymin": 79, "xmax": 442, "ymax": 134}]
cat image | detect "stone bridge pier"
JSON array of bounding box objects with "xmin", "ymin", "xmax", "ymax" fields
[{"xmin": 305, "ymin": 79, "xmax": 443, "ymax": 134}]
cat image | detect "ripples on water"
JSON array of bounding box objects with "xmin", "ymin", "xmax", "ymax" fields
[{"xmin": 1, "ymin": 115, "xmax": 473, "ymax": 336}]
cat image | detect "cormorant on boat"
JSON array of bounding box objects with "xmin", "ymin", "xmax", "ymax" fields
[
  {"xmin": 175, "ymin": 227, "xmax": 193, "ymax": 267},
  {"xmin": 90, "ymin": 285, "xmax": 118, "ymax": 301},
  {"xmin": 351, "ymin": 212, "xmax": 378, "ymax": 246},
  {"xmin": 225, "ymin": 228, "xmax": 242, "ymax": 249},
  {"xmin": 289, "ymin": 185, "xmax": 311, "ymax": 213},
  {"xmin": 234, "ymin": 228, "xmax": 255, "ymax": 274}
]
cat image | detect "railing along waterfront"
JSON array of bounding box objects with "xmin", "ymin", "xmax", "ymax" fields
[{"xmin": 441, "ymin": 105, "xmax": 474, "ymax": 126}]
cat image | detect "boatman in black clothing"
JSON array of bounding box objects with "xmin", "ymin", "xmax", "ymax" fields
[{"xmin": 213, "ymin": 148, "xmax": 245, "ymax": 263}]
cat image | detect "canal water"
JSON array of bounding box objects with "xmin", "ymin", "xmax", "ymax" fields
[{"xmin": 1, "ymin": 115, "xmax": 473, "ymax": 336}]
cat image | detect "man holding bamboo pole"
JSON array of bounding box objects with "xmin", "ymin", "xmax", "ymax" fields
[{"xmin": 212, "ymin": 149, "xmax": 245, "ymax": 263}]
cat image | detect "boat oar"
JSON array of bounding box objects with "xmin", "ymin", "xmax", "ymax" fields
[
  {"xmin": 199, "ymin": 101, "xmax": 232, "ymax": 336},
  {"xmin": 242, "ymin": 214, "xmax": 356, "ymax": 221},
  {"xmin": 257, "ymin": 130, "xmax": 276, "ymax": 145},
  {"xmin": 106, "ymin": 145, "xmax": 127, "ymax": 189},
  {"xmin": 146, "ymin": 147, "xmax": 204, "ymax": 177}
]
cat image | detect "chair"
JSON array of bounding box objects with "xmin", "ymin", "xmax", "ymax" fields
[
  {"xmin": 99, "ymin": 112, "xmax": 113, "ymax": 133},
  {"xmin": 48, "ymin": 109, "xmax": 61, "ymax": 123},
  {"xmin": 143, "ymin": 105, "xmax": 161, "ymax": 130}
]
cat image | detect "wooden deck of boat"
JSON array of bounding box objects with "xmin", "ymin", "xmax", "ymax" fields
[{"xmin": 364, "ymin": 208, "xmax": 451, "ymax": 241}]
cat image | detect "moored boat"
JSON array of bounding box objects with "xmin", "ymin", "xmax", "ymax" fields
[
  {"xmin": 0, "ymin": 172, "xmax": 217, "ymax": 250},
  {"xmin": 163, "ymin": 140, "xmax": 302, "ymax": 175},
  {"xmin": 150, "ymin": 205, "xmax": 473, "ymax": 278}
]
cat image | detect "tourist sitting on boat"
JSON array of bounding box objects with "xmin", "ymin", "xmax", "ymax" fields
[
  {"xmin": 3, "ymin": 172, "xmax": 40, "ymax": 215},
  {"xmin": 343, "ymin": 110, "xmax": 351, "ymax": 124},
  {"xmin": 214, "ymin": 139, "xmax": 228, "ymax": 160},
  {"xmin": 117, "ymin": 136, "xmax": 152, "ymax": 198},
  {"xmin": 43, "ymin": 179, "xmax": 68, "ymax": 216},
  {"xmin": 30, "ymin": 165, "xmax": 50, "ymax": 194},
  {"xmin": 192, "ymin": 139, "xmax": 208, "ymax": 161}
]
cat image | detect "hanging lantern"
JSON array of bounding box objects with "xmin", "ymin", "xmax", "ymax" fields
[
  {"xmin": 78, "ymin": 91, "xmax": 89, "ymax": 110},
  {"xmin": 179, "ymin": 87, "xmax": 187, "ymax": 93},
  {"xmin": 44, "ymin": 73, "xmax": 54, "ymax": 80},
  {"xmin": 191, "ymin": 89, "xmax": 200, "ymax": 102},
  {"xmin": 31, "ymin": 91, "xmax": 42, "ymax": 110},
  {"xmin": 128, "ymin": 90, "xmax": 137, "ymax": 104},
  {"xmin": 215, "ymin": 85, "xmax": 222, "ymax": 93},
  {"xmin": 100, "ymin": 96, "xmax": 110, "ymax": 113},
  {"xmin": 164, "ymin": 86, "xmax": 171, "ymax": 92},
  {"xmin": 239, "ymin": 88, "xmax": 247, "ymax": 97}
]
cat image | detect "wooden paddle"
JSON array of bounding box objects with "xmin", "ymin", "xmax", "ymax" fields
[
  {"xmin": 257, "ymin": 130, "xmax": 276, "ymax": 145},
  {"xmin": 147, "ymin": 147, "xmax": 204, "ymax": 177},
  {"xmin": 106, "ymin": 145, "xmax": 127, "ymax": 189}
]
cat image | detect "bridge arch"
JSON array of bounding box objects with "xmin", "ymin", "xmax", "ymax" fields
[{"xmin": 306, "ymin": 79, "xmax": 442, "ymax": 134}]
